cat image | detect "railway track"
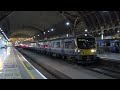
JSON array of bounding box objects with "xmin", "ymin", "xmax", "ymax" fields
[
  {"xmin": 84, "ymin": 65, "xmax": 119, "ymax": 79},
  {"xmin": 17, "ymin": 47, "xmax": 120, "ymax": 79},
  {"xmin": 17, "ymin": 48, "xmax": 71, "ymax": 79}
]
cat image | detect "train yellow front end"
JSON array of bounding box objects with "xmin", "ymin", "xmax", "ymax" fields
[{"xmin": 75, "ymin": 34, "xmax": 98, "ymax": 64}]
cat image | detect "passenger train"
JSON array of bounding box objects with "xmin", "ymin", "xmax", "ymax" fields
[
  {"xmin": 16, "ymin": 34, "xmax": 99, "ymax": 64},
  {"xmin": 97, "ymin": 39, "xmax": 120, "ymax": 53}
]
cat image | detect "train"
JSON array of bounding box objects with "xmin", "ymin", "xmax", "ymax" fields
[
  {"xmin": 16, "ymin": 34, "xmax": 99, "ymax": 64},
  {"xmin": 97, "ymin": 39, "xmax": 120, "ymax": 53}
]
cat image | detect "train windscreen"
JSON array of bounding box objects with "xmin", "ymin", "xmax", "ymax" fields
[{"xmin": 77, "ymin": 38, "xmax": 96, "ymax": 49}]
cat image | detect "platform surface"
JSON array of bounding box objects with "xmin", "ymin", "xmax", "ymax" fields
[
  {"xmin": 0, "ymin": 46, "xmax": 47, "ymax": 79},
  {"xmin": 98, "ymin": 53, "xmax": 120, "ymax": 61}
]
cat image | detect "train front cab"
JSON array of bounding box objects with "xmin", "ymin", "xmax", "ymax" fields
[{"xmin": 74, "ymin": 36, "xmax": 98, "ymax": 64}]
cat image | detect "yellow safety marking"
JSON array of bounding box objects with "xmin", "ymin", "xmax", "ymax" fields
[{"xmin": 17, "ymin": 54, "xmax": 35, "ymax": 79}]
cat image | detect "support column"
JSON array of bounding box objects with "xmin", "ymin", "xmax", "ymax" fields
[{"xmin": 72, "ymin": 17, "xmax": 79, "ymax": 37}]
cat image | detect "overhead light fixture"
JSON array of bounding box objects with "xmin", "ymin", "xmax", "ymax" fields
[
  {"xmin": 38, "ymin": 35, "xmax": 39, "ymax": 36},
  {"xmin": 85, "ymin": 29, "xmax": 87, "ymax": 32},
  {"xmin": 43, "ymin": 32, "xmax": 45, "ymax": 34},
  {"xmin": 117, "ymin": 31, "xmax": 120, "ymax": 33},
  {"xmin": 66, "ymin": 34, "xmax": 69, "ymax": 37},
  {"xmin": 51, "ymin": 29, "xmax": 54, "ymax": 31},
  {"xmin": 85, "ymin": 34, "xmax": 87, "ymax": 36},
  {"xmin": 48, "ymin": 30, "xmax": 50, "ymax": 32},
  {"xmin": 66, "ymin": 22, "xmax": 70, "ymax": 26}
]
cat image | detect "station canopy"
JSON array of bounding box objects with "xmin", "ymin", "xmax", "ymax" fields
[{"xmin": 0, "ymin": 11, "xmax": 120, "ymax": 42}]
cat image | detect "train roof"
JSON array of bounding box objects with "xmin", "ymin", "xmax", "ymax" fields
[
  {"xmin": 77, "ymin": 34, "xmax": 95, "ymax": 38},
  {"xmin": 38, "ymin": 34, "xmax": 95, "ymax": 42},
  {"xmin": 38, "ymin": 37, "xmax": 75, "ymax": 42},
  {"xmin": 97, "ymin": 39, "xmax": 120, "ymax": 43}
]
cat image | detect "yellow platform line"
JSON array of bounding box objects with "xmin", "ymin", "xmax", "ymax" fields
[{"xmin": 17, "ymin": 54, "xmax": 35, "ymax": 79}]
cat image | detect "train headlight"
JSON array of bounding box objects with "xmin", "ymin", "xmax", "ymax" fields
[
  {"xmin": 91, "ymin": 49, "xmax": 96, "ymax": 52},
  {"xmin": 75, "ymin": 49, "xmax": 81, "ymax": 53}
]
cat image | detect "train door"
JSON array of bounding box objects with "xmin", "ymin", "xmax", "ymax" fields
[
  {"xmin": 64, "ymin": 39, "xmax": 75, "ymax": 56},
  {"xmin": 45, "ymin": 41, "xmax": 49, "ymax": 53},
  {"xmin": 50, "ymin": 41, "xmax": 61, "ymax": 55}
]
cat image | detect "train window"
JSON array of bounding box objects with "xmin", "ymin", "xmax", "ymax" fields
[
  {"xmin": 53, "ymin": 42, "xmax": 60, "ymax": 48},
  {"xmin": 65, "ymin": 41, "xmax": 74, "ymax": 49},
  {"xmin": 61, "ymin": 41, "xmax": 64, "ymax": 48},
  {"xmin": 65, "ymin": 41, "xmax": 70, "ymax": 49},
  {"xmin": 56, "ymin": 42, "xmax": 60, "ymax": 48},
  {"xmin": 116, "ymin": 42, "xmax": 120, "ymax": 47},
  {"xmin": 112, "ymin": 43, "xmax": 115, "ymax": 46},
  {"xmin": 51, "ymin": 42, "xmax": 54, "ymax": 47},
  {"xmin": 106, "ymin": 42, "xmax": 110, "ymax": 46},
  {"xmin": 72, "ymin": 41, "xmax": 75, "ymax": 49},
  {"xmin": 77, "ymin": 38, "xmax": 96, "ymax": 49},
  {"xmin": 40, "ymin": 42, "xmax": 44, "ymax": 48}
]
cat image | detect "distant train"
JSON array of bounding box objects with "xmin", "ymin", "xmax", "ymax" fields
[
  {"xmin": 16, "ymin": 34, "xmax": 99, "ymax": 64},
  {"xmin": 97, "ymin": 39, "xmax": 120, "ymax": 53}
]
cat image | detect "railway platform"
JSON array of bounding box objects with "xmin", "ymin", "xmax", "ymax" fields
[
  {"xmin": 0, "ymin": 46, "xmax": 46, "ymax": 79},
  {"xmin": 98, "ymin": 53, "xmax": 120, "ymax": 61}
]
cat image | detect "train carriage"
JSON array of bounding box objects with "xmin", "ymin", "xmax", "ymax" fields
[
  {"xmin": 19, "ymin": 34, "xmax": 98, "ymax": 64},
  {"xmin": 97, "ymin": 39, "xmax": 120, "ymax": 53},
  {"xmin": 42, "ymin": 34, "xmax": 97, "ymax": 64}
]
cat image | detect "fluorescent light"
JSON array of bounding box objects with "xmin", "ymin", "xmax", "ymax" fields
[
  {"xmin": 85, "ymin": 34, "xmax": 87, "ymax": 36},
  {"xmin": 85, "ymin": 29, "xmax": 87, "ymax": 32},
  {"xmin": 66, "ymin": 22, "xmax": 70, "ymax": 26},
  {"xmin": 66, "ymin": 34, "xmax": 68, "ymax": 37},
  {"xmin": 1, "ymin": 31, "xmax": 9, "ymax": 41},
  {"xmin": 51, "ymin": 29, "xmax": 54, "ymax": 31}
]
